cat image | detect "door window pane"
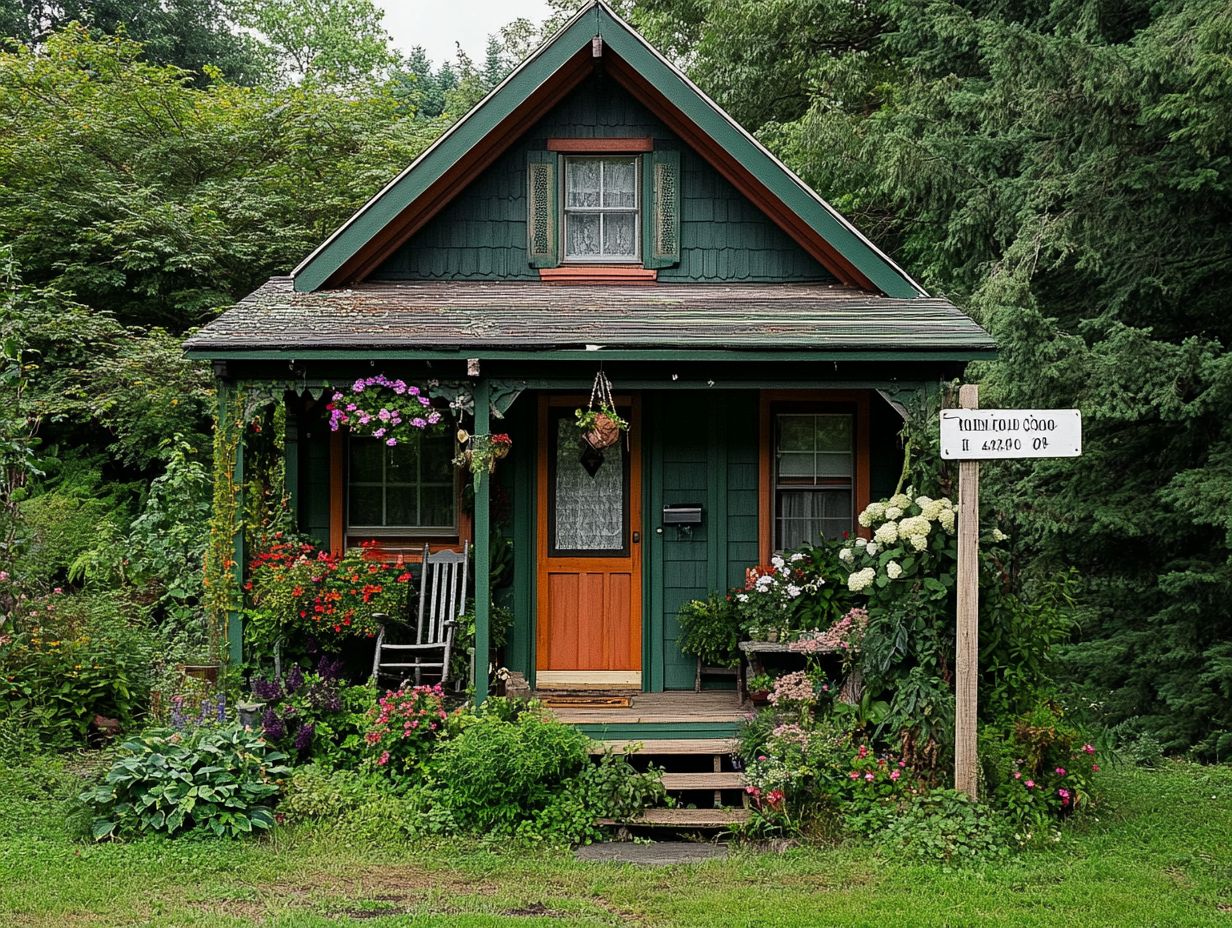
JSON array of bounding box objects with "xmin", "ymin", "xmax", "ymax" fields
[{"xmin": 553, "ymin": 417, "xmax": 625, "ymax": 552}]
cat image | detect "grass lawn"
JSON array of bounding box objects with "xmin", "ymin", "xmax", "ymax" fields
[{"xmin": 1, "ymin": 758, "xmax": 1229, "ymax": 927}]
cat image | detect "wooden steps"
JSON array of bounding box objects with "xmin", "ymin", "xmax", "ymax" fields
[
  {"xmin": 600, "ymin": 808, "xmax": 751, "ymax": 829},
  {"xmin": 660, "ymin": 772, "xmax": 746, "ymax": 791},
  {"xmin": 589, "ymin": 738, "xmax": 737, "ymax": 756}
]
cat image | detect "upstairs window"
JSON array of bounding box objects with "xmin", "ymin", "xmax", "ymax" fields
[
  {"xmin": 563, "ymin": 157, "xmax": 639, "ymax": 262},
  {"xmin": 347, "ymin": 432, "xmax": 456, "ymax": 537},
  {"xmin": 774, "ymin": 412, "xmax": 854, "ymax": 549}
]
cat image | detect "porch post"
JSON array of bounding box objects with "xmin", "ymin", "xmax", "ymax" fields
[
  {"xmin": 215, "ymin": 378, "xmax": 245, "ymax": 667},
  {"xmin": 473, "ymin": 376, "xmax": 491, "ymax": 704}
]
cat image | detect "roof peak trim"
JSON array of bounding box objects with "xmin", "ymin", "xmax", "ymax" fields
[{"xmin": 290, "ymin": 1, "xmax": 926, "ymax": 299}]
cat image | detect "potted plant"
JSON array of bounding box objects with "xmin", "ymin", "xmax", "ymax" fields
[
  {"xmin": 576, "ymin": 369, "xmax": 628, "ymax": 451},
  {"xmin": 575, "ymin": 405, "xmax": 628, "ymax": 451},
  {"xmin": 746, "ymin": 672, "xmax": 776, "ymax": 706},
  {"xmin": 453, "ymin": 430, "xmax": 513, "ymax": 488}
]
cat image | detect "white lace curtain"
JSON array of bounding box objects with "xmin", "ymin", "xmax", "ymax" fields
[{"xmin": 554, "ymin": 419, "xmax": 624, "ymax": 551}]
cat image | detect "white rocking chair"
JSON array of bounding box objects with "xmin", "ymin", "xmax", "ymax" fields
[{"xmin": 371, "ymin": 542, "xmax": 469, "ymax": 688}]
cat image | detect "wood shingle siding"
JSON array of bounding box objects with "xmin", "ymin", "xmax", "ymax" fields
[{"xmin": 372, "ymin": 74, "xmax": 835, "ymax": 285}]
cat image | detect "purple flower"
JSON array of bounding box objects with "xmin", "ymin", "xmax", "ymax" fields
[
  {"xmin": 411, "ymin": 417, "xmax": 426, "ymax": 428},
  {"xmin": 294, "ymin": 722, "xmax": 316, "ymax": 753},
  {"xmin": 215, "ymin": 694, "xmax": 227, "ymax": 723},
  {"xmin": 170, "ymin": 706, "xmax": 184, "ymax": 729},
  {"xmin": 252, "ymin": 676, "xmax": 282, "ymax": 701},
  {"xmin": 386, "ymin": 438, "xmax": 397, "ymax": 446},
  {"xmin": 285, "ymin": 663, "xmax": 305, "ymax": 694},
  {"xmin": 317, "ymin": 654, "xmax": 343, "ymax": 680},
  {"xmin": 261, "ymin": 708, "xmax": 285, "ymax": 741}
]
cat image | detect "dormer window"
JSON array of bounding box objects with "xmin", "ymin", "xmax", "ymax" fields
[{"xmin": 563, "ymin": 157, "xmax": 639, "ymax": 262}]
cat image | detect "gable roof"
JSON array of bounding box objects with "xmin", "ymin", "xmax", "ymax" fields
[
  {"xmin": 183, "ymin": 278, "xmax": 995, "ymax": 360},
  {"xmin": 290, "ymin": 1, "xmax": 926, "ymax": 298}
]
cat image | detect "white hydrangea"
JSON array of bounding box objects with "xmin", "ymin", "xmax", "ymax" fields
[
  {"xmin": 873, "ymin": 521, "xmax": 899, "ymax": 545},
  {"xmin": 898, "ymin": 516, "xmax": 931, "ymax": 540},
  {"xmin": 889, "ymin": 493, "xmax": 912, "ymax": 510},
  {"xmin": 992, "ymin": 528, "xmax": 1008, "ymax": 542},
  {"xmin": 865, "ymin": 542, "xmax": 879, "ymax": 556},
  {"xmin": 854, "ymin": 536, "xmax": 868, "ymax": 548},
  {"xmin": 884, "ymin": 506, "xmax": 904, "ymax": 520},
  {"xmin": 857, "ymin": 502, "xmax": 885, "ymax": 527},
  {"xmin": 909, "ymin": 533, "xmax": 929, "ymax": 552},
  {"xmin": 886, "ymin": 560, "xmax": 903, "ymax": 580},
  {"xmin": 918, "ymin": 497, "xmax": 947, "ymax": 521},
  {"xmin": 838, "ymin": 547, "xmax": 854, "ymax": 563},
  {"xmin": 938, "ymin": 509, "xmax": 956, "ymax": 532},
  {"xmin": 847, "ymin": 567, "xmax": 876, "ymax": 592}
]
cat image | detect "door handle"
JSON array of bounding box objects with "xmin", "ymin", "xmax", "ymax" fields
[{"xmin": 632, "ymin": 531, "xmax": 641, "ymax": 544}]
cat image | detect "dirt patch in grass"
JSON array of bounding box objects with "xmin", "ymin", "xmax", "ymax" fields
[{"xmin": 193, "ymin": 863, "xmax": 498, "ymax": 924}]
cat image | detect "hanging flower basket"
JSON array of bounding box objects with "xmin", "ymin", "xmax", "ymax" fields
[
  {"xmin": 453, "ymin": 430, "xmax": 513, "ymax": 487},
  {"xmin": 325, "ymin": 375, "xmax": 443, "ymax": 446},
  {"xmin": 575, "ymin": 370, "xmax": 628, "ymax": 451}
]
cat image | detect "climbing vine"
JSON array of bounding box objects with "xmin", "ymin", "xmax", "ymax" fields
[{"xmin": 203, "ymin": 382, "xmax": 244, "ymax": 662}]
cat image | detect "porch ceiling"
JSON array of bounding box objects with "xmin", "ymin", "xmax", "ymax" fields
[{"xmin": 185, "ymin": 277, "xmax": 995, "ymax": 359}]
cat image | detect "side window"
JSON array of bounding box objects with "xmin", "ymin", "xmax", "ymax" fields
[
  {"xmin": 774, "ymin": 412, "xmax": 854, "ymax": 549},
  {"xmin": 346, "ymin": 431, "xmax": 457, "ymax": 536},
  {"xmin": 563, "ymin": 156, "xmax": 639, "ymax": 262}
]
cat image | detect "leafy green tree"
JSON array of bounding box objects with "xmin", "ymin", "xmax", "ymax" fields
[
  {"xmin": 234, "ymin": 0, "xmax": 399, "ymax": 87},
  {"xmin": 0, "ymin": 26, "xmax": 444, "ymax": 329},
  {"xmin": 0, "ymin": 0, "xmax": 269, "ymax": 84}
]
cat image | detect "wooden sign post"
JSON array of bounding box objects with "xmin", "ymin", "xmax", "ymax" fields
[
  {"xmin": 940, "ymin": 391, "xmax": 1082, "ymax": 799},
  {"xmin": 953, "ymin": 384, "xmax": 980, "ymax": 798}
]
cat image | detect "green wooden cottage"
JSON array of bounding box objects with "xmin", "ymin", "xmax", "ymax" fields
[{"xmin": 185, "ymin": 1, "xmax": 993, "ymax": 742}]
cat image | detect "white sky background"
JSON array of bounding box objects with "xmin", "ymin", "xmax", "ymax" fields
[{"xmin": 375, "ymin": 0, "xmax": 556, "ymax": 66}]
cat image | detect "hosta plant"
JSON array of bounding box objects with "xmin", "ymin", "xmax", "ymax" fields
[{"xmin": 80, "ymin": 723, "xmax": 290, "ymax": 840}]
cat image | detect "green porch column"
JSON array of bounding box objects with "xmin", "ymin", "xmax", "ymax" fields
[
  {"xmin": 473, "ymin": 377, "xmax": 491, "ymax": 704},
  {"xmin": 216, "ymin": 378, "xmax": 245, "ymax": 667}
]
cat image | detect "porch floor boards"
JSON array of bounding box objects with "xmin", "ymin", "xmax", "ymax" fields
[{"xmin": 542, "ymin": 690, "xmax": 747, "ymax": 726}]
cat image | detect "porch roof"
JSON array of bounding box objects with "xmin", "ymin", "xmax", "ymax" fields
[{"xmin": 185, "ymin": 277, "xmax": 995, "ymax": 361}]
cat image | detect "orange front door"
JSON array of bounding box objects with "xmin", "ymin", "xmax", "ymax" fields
[{"xmin": 536, "ymin": 395, "xmax": 642, "ymax": 687}]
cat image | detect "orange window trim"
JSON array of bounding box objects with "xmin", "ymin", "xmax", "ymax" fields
[
  {"xmin": 758, "ymin": 390, "xmax": 871, "ymax": 566},
  {"xmin": 539, "ymin": 266, "xmax": 657, "ymax": 284},
  {"xmin": 547, "ymin": 137, "xmax": 654, "ymax": 152},
  {"xmin": 329, "ymin": 429, "xmax": 471, "ymax": 562}
]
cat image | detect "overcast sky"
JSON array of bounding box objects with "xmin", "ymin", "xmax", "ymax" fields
[{"xmin": 376, "ymin": 0, "xmax": 556, "ymax": 66}]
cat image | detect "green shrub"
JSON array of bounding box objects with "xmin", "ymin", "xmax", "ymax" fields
[
  {"xmin": 986, "ymin": 700, "xmax": 1102, "ymax": 830},
  {"xmin": 1, "ymin": 590, "xmax": 156, "ymax": 746},
  {"xmin": 427, "ymin": 712, "xmax": 591, "ymax": 834},
  {"xmin": 519, "ymin": 750, "xmax": 668, "ymax": 845},
  {"xmin": 80, "ymin": 723, "xmax": 290, "ymax": 840},
  {"xmin": 853, "ymin": 788, "xmax": 1012, "ymax": 865},
  {"xmin": 678, "ymin": 593, "xmax": 742, "ymax": 668},
  {"xmin": 279, "ymin": 763, "xmax": 379, "ymax": 824}
]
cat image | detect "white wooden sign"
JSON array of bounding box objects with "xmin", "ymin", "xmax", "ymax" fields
[{"xmin": 940, "ymin": 409, "xmax": 1082, "ymax": 460}]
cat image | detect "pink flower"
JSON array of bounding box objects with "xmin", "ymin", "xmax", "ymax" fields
[
  {"xmin": 1091, "ymin": 764, "xmax": 1100, "ymax": 772},
  {"xmin": 864, "ymin": 772, "xmax": 875, "ymax": 782},
  {"xmin": 1025, "ymin": 780, "xmax": 1035, "ymax": 789},
  {"xmin": 889, "ymin": 769, "xmax": 901, "ymax": 782},
  {"xmin": 849, "ymin": 771, "xmax": 859, "ymax": 780},
  {"xmin": 377, "ymin": 750, "xmax": 390, "ymax": 766},
  {"xmin": 1055, "ymin": 767, "xmax": 1066, "ymax": 776},
  {"xmin": 1013, "ymin": 771, "xmax": 1022, "ymax": 780},
  {"xmin": 1083, "ymin": 744, "xmax": 1095, "ymax": 755}
]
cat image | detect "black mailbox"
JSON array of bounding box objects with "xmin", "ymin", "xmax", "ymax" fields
[{"xmin": 662, "ymin": 504, "xmax": 703, "ymax": 525}]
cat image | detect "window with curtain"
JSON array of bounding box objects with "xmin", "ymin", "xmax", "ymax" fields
[
  {"xmin": 563, "ymin": 156, "xmax": 639, "ymax": 261},
  {"xmin": 774, "ymin": 412, "xmax": 854, "ymax": 550},
  {"xmin": 347, "ymin": 432, "xmax": 456, "ymax": 536}
]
